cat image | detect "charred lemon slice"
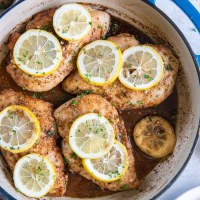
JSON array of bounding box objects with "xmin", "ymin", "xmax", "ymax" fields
[
  {"xmin": 133, "ymin": 116, "xmax": 176, "ymax": 158},
  {"xmin": 13, "ymin": 29, "xmax": 62, "ymax": 77},
  {"xmin": 119, "ymin": 46, "xmax": 164, "ymax": 90},
  {"xmin": 0, "ymin": 105, "xmax": 40, "ymax": 153},
  {"xmin": 13, "ymin": 154, "xmax": 56, "ymax": 198},
  {"xmin": 83, "ymin": 140, "xmax": 128, "ymax": 182},
  {"xmin": 53, "ymin": 4, "xmax": 92, "ymax": 41},
  {"xmin": 77, "ymin": 40, "xmax": 123, "ymax": 86},
  {"xmin": 69, "ymin": 113, "xmax": 115, "ymax": 159}
]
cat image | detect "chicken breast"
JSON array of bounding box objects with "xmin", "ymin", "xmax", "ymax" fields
[
  {"xmin": 6, "ymin": 5, "xmax": 110, "ymax": 92},
  {"xmin": 62, "ymin": 33, "xmax": 179, "ymax": 110},
  {"xmin": 54, "ymin": 94, "xmax": 139, "ymax": 191},
  {"xmin": 0, "ymin": 89, "xmax": 67, "ymax": 196}
]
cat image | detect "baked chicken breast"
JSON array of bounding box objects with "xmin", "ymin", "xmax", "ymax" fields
[
  {"xmin": 6, "ymin": 6, "xmax": 110, "ymax": 92},
  {"xmin": 62, "ymin": 33, "xmax": 179, "ymax": 110},
  {"xmin": 0, "ymin": 89, "xmax": 67, "ymax": 196},
  {"xmin": 54, "ymin": 94, "xmax": 139, "ymax": 191}
]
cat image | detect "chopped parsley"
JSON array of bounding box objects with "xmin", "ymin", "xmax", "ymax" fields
[
  {"xmin": 126, "ymin": 101, "xmax": 134, "ymax": 107},
  {"xmin": 102, "ymin": 35, "xmax": 107, "ymax": 40},
  {"xmin": 15, "ymin": 188, "xmax": 20, "ymax": 193},
  {"xmin": 17, "ymin": 57, "xmax": 24, "ymax": 62},
  {"xmin": 111, "ymin": 103, "xmax": 115, "ymax": 107},
  {"xmin": 32, "ymin": 93, "xmax": 42, "ymax": 99},
  {"xmin": 12, "ymin": 129, "xmax": 17, "ymax": 135},
  {"xmin": 8, "ymin": 111, "xmax": 14, "ymax": 119},
  {"xmin": 51, "ymin": 89, "xmax": 56, "ymax": 94},
  {"xmin": 77, "ymin": 90, "xmax": 93, "ymax": 98},
  {"xmin": 71, "ymin": 152, "xmax": 77, "ymax": 159},
  {"xmin": 23, "ymin": 51, "xmax": 28, "ymax": 58},
  {"xmin": 147, "ymin": 116, "xmax": 152, "ymax": 122},
  {"xmin": 71, "ymin": 100, "xmax": 78, "ymax": 106},
  {"xmin": 85, "ymin": 73, "xmax": 91, "ymax": 83},
  {"xmin": 45, "ymin": 130, "xmax": 56, "ymax": 136},
  {"xmin": 35, "ymin": 139, "xmax": 40, "ymax": 145},
  {"xmin": 62, "ymin": 29, "xmax": 67, "ymax": 33},
  {"xmin": 41, "ymin": 21, "xmax": 52, "ymax": 31},
  {"xmin": 89, "ymin": 21, "xmax": 92, "ymax": 25},
  {"xmin": 137, "ymin": 100, "xmax": 143, "ymax": 105},
  {"xmin": 64, "ymin": 157, "xmax": 69, "ymax": 165},
  {"xmin": 10, "ymin": 146, "xmax": 15, "ymax": 150},
  {"xmin": 97, "ymin": 25, "xmax": 102, "ymax": 29},
  {"xmin": 120, "ymin": 184, "xmax": 129, "ymax": 190},
  {"xmin": 108, "ymin": 170, "xmax": 120, "ymax": 178},
  {"xmin": 36, "ymin": 61, "xmax": 43, "ymax": 65},
  {"xmin": 165, "ymin": 64, "xmax": 173, "ymax": 71},
  {"xmin": 98, "ymin": 113, "xmax": 102, "ymax": 118},
  {"xmin": 144, "ymin": 74, "xmax": 153, "ymax": 81}
]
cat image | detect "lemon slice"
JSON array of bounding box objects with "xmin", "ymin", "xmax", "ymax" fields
[
  {"xmin": 83, "ymin": 140, "xmax": 129, "ymax": 182},
  {"xmin": 53, "ymin": 4, "xmax": 92, "ymax": 41},
  {"xmin": 77, "ymin": 40, "xmax": 123, "ymax": 86},
  {"xmin": 119, "ymin": 45, "xmax": 164, "ymax": 90},
  {"xmin": 13, "ymin": 29, "xmax": 62, "ymax": 77},
  {"xmin": 0, "ymin": 105, "xmax": 40, "ymax": 153},
  {"xmin": 133, "ymin": 116, "xmax": 176, "ymax": 158},
  {"xmin": 13, "ymin": 153, "xmax": 56, "ymax": 198},
  {"xmin": 69, "ymin": 113, "xmax": 115, "ymax": 159}
]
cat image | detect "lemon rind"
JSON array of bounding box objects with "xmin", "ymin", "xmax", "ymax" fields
[
  {"xmin": 82, "ymin": 139, "xmax": 129, "ymax": 182},
  {"xmin": 13, "ymin": 153, "xmax": 56, "ymax": 198},
  {"xmin": 69, "ymin": 113, "xmax": 115, "ymax": 159},
  {"xmin": 0, "ymin": 105, "xmax": 40, "ymax": 153},
  {"xmin": 13, "ymin": 29, "xmax": 63, "ymax": 77},
  {"xmin": 53, "ymin": 4, "xmax": 92, "ymax": 41},
  {"xmin": 119, "ymin": 45, "xmax": 164, "ymax": 91},
  {"xmin": 77, "ymin": 40, "xmax": 123, "ymax": 86}
]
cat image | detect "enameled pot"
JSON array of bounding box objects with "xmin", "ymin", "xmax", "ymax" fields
[{"xmin": 0, "ymin": 0, "xmax": 199, "ymax": 199}]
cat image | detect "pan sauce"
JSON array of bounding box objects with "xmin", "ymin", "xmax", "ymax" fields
[{"xmin": 0, "ymin": 13, "xmax": 177, "ymax": 198}]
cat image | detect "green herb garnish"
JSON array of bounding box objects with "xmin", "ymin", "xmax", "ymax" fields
[{"xmin": 71, "ymin": 100, "xmax": 78, "ymax": 106}]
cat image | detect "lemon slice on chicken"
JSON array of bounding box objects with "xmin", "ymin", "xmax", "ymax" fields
[
  {"xmin": 0, "ymin": 105, "xmax": 40, "ymax": 153},
  {"xmin": 13, "ymin": 154, "xmax": 56, "ymax": 198},
  {"xmin": 83, "ymin": 140, "xmax": 129, "ymax": 182},
  {"xmin": 53, "ymin": 4, "xmax": 92, "ymax": 41},
  {"xmin": 133, "ymin": 116, "xmax": 176, "ymax": 158},
  {"xmin": 69, "ymin": 113, "xmax": 115, "ymax": 159},
  {"xmin": 77, "ymin": 40, "xmax": 123, "ymax": 86},
  {"xmin": 13, "ymin": 29, "xmax": 62, "ymax": 77},
  {"xmin": 119, "ymin": 45, "xmax": 164, "ymax": 90}
]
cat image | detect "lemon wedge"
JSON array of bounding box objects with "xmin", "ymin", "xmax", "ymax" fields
[
  {"xmin": 13, "ymin": 29, "xmax": 62, "ymax": 77},
  {"xmin": 133, "ymin": 116, "xmax": 176, "ymax": 158},
  {"xmin": 53, "ymin": 4, "xmax": 92, "ymax": 41},
  {"xmin": 77, "ymin": 40, "xmax": 123, "ymax": 86},
  {"xmin": 0, "ymin": 105, "xmax": 40, "ymax": 153},
  {"xmin": 119, "ymin": 45, "xmax": 164, "ymax": 90},
  {"xmin": 69, "ymin": 113, "xmax": 115, "ymax": 159},
  {"xmin": 83, "ymin": 140, "xmax": 129, "ymax": 182},
  {"xmin": 13, "ymin": 153, "xmax": 56, "ymax": 198}
]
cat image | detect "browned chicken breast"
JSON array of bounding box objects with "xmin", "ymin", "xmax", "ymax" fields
[
  {"xmin": 6, "ymin": 5, "xmax": 110, "ymax": 92},
  {"xmin": 62, "ymin": 33, "xmax": 179, "ymax": 110},
  {"xmin": 54, "ymin": 94, "xmax": 139, "ymax": 191},
  {"xmin": 0, "ymin": 89, "xmax": 67, "ymax": 196}
]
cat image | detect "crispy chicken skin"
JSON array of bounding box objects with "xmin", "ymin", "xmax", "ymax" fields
[
  {"xmin": 54, "ymin": 94, "xmax": 139, "ymax": 191},
  {"xmin": 6, "ymin": 6, "xmax": 110, "ymax": 92},
  {"xmin": 62, "ymin": 33, "xmax": 179, "ymax": 110},
  {"xmin": 0, "ymin": 89, "xmax": 67, "ymax": 196}
]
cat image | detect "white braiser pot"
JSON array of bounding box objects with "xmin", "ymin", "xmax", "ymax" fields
[{"xmin": 0, "ymin": 0, "xmax": 199, "ymax": 199}]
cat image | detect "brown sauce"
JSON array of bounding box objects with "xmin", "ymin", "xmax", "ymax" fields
[{"xmin": 0, "ymin": 14, "xmax": 178, "ymax": 198}]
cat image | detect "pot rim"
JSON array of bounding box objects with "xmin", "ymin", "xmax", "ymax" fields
[{"xmin": 0, "ymin": 0, "xmax": 199, "ymax": 199}]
